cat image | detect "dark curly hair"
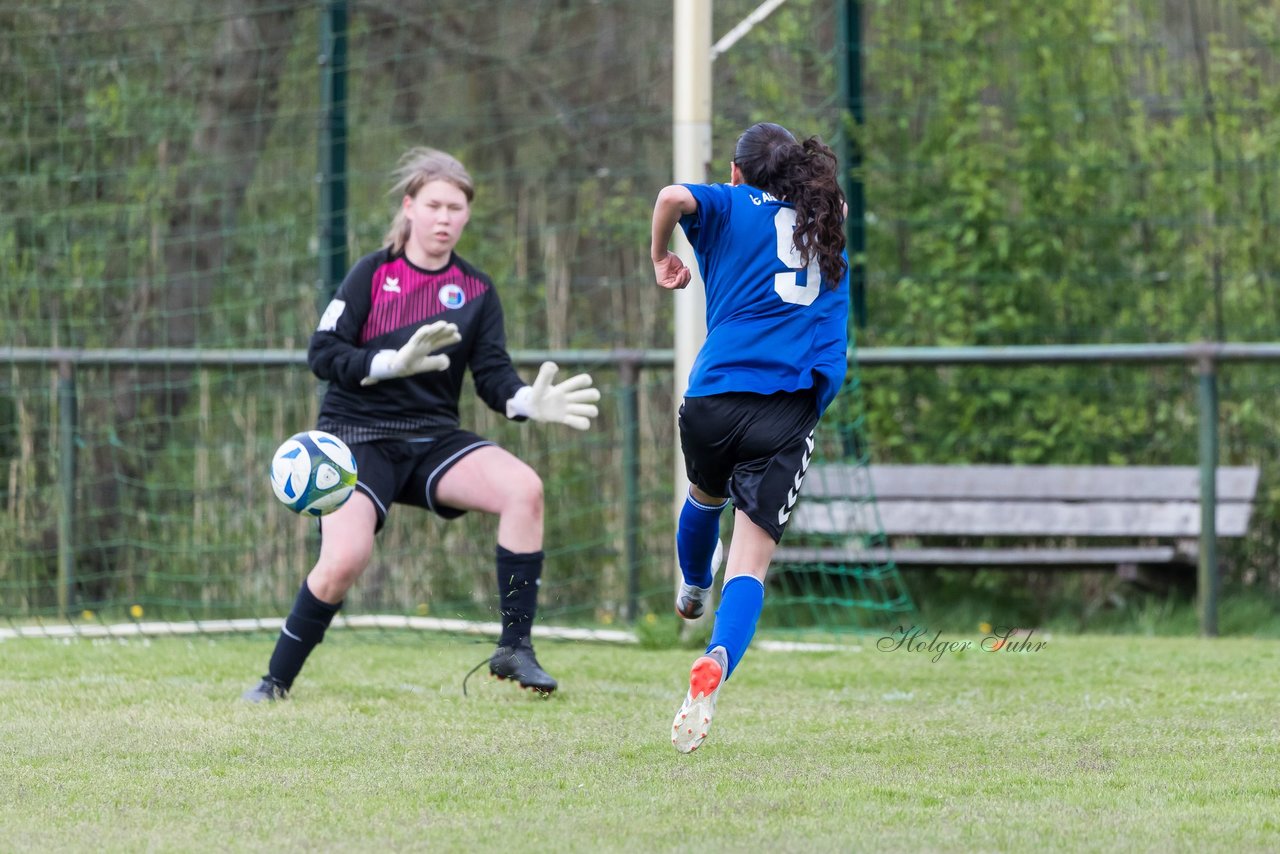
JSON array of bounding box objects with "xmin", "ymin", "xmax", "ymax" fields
[{"xmin": 732, "ymin": 122, "xmax": 847, "ymax": 288}]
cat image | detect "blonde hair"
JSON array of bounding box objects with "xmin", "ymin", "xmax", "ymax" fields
[{"xmin": 382, "ymin": 147, "xmax": 475, "ymax": 254}]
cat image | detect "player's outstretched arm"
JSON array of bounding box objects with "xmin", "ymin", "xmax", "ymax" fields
[
  {"xmin": 360, "ymin": 320, "xmax": 461, "ymax": 386},
  {"xmin": 651, "ymin": 185, "xmax": 697, "ymax": 290},
  {"xmin": 506, "ymin": 361, "xmax": 601, "ymax": 431}
]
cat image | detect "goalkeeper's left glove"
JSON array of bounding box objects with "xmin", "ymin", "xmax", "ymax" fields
[{"xmin": 505, "ymin": 361, "xmax": 601, "ymax": 431}]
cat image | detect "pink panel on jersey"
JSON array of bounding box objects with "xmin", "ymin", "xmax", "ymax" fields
[{"xmin": 360, "ymin": 258, "xmax": 489, "ymax": 344}]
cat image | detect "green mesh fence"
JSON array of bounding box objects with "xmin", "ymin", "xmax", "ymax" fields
[{"xmin": 5, "ymin": 0, "xmax": 1280, "ymax": 639}]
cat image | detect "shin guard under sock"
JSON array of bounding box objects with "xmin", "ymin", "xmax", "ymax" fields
[
  {"xmin": 497, "ymin": 546, "xmax": 544, "ymax": 647},
  {"xmin": 267, "ymin": 579, "xmax": 341, "ymax": 688},
  {"xmin": 707, "ymin": 574, "xmax": 765, "ymax": 680},
  {"xmin": 677, "ymin": 492, "xmax": 727, "ymax": 588}
]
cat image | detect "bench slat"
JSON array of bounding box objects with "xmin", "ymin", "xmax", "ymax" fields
[
  {"xmin": 774, "ymin": 545, "xmax": 1182, "ymax": 567},
  {"xmin": 791, "ymin": 499, "xmax": 1254, "ymax": 538},
  {"xmin": 805, "ymin": 464, "xmax": 1260, "ymax": 502}
]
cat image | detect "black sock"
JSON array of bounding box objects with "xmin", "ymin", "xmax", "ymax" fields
[
  {"xmin": 496, "ymin": 546, "xmax": 544, "ymax": 648},
  {"xmin": 267, "ymin": 579, "xmax": 342, "ymax": 688}
]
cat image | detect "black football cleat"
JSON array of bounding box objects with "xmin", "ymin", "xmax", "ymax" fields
[
  {"xmin": 241, "ymin": 676, "xmax": 289, "ymax": 703},
  {"xmin": 489, "ymin": 640, "xmax": 557, "ymax": 695}
]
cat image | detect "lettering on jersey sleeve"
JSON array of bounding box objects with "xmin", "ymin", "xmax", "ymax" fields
[{"xmin": 317, "ymin": 299, "xmax": 346, "ymax": 331}]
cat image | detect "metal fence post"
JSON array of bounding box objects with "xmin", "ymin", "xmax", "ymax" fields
[
  {"xmin": 57, "ymin": 361, "xmax": 77, "ymax": 617},
  {"xmin": 837, "ymin": 0, "xmax": 867, "ymax": 328},
  {"xmin": 318, "ymin": 0, "xmax": 348, "ymax": 312},
  {"xmin": 619, "ymin": 354, "xmax": 641, "ymax": 621},
  {"xmin": 1196, "ymin": 348, "xmax": 1219, "ymax": 637}
]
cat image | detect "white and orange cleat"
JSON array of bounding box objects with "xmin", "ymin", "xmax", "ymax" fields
[{"xmin": 671, "ymin": 646, "xmax": 727, "ymax": 753}]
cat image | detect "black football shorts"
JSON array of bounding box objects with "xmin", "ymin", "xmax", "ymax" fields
[
  {"xmin": 344, "ymin": 430, "xmax": 495, "ymax": 532},
  {"xmin": 678, "ymin": 389, "xmax": 819, "ymax": 543}
]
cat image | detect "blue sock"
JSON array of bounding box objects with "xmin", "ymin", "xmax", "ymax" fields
[
  {"xmin": 707, "ymin": 575, "xmax": 765, "ymax": 680},
  {"xmin": 677, "ymin": 492, "xmax": 727, "ymax": 588}
]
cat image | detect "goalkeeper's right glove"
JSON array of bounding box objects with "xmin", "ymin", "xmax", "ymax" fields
[{"xmin": 360, "ymin": 320, "xmax": 461, "ymax": 386}]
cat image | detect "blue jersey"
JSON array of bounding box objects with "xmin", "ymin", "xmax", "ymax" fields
[{"xmin": 679, "ymin": 182, "xmax": 850, "ymax": 415}]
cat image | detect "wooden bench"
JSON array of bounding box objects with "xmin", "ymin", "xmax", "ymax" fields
[{"xmin": 775, "ymin": 464, "xmax": 1260, "ymax": 575}]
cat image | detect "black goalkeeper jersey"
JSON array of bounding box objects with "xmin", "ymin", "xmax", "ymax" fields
[{"xmin": 309, "ymin": 247, "xmax": 527, "ymax": 444}]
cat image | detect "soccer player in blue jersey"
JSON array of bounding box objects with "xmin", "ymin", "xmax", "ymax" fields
[
  {"xmin": 242, "ymin": 148, "xmax": 600, "ymax": 702},
  {"xmin": 650, "ymin": 122, "xmax": 850, "ymax": 752}
]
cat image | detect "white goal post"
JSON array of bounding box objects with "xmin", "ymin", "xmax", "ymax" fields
[{"xmin": 670, "ymin": 0, "xmax": 792, "ymax": 602}]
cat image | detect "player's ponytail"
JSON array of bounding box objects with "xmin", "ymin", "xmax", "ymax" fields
[
  {"xmin": 382, "ymin": 147, "xmax": 475, "ymax": 255},
  {"xmin": 733, "ymin": 123, "xmax": 848, "ymax": 289}
]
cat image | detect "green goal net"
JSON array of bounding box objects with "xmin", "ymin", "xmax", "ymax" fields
[{"xmin": 767, "ymin": 356, "xmax": 917, "ymax": 634}]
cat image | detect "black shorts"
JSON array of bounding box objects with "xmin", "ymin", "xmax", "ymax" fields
[
  {"xmin": 347, "ymin": 430, "xmax": 495, "ymax": 532},
  {"xmin": 679, "ymin": 389, "xmax": 820, "ymax": 543}
]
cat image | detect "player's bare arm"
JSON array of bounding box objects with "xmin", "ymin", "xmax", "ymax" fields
[{"xmin": 650, "ymin": 184, "xmax": 697, "ymax": 290}]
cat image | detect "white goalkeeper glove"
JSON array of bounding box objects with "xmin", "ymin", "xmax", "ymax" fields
[
  {"xmin": 506, "ymin": 361, "xmax": 601, "ymax": 431},
  {"xmin": 360, "ymin": 320, "xmax": 461, "ymax": 386}
]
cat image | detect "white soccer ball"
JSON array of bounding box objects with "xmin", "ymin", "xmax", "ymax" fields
[{"xmin": 269, "ymin": 430, "xmax": 358, "ymax": 517}]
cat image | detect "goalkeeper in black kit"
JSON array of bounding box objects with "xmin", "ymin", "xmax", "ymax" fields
[{"xmin": 243, "ymin": 147, "xmax": 600, "ymax": 702}]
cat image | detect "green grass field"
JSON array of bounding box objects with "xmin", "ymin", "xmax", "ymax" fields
[{"xmin": 3, "ymin": 630, "xmax": 1279, "ymax": 852}]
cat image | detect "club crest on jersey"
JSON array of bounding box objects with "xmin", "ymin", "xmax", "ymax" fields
[{"xmin": 439, "ymin": 284, "xmax": 466, "ymax": 309}]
